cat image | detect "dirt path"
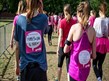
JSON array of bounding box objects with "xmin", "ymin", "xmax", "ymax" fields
[{"xmin": 1, "ymin": 33, "xmax": 109, "ymax": 81}]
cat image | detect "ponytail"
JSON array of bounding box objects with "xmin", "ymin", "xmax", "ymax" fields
[{"xmin": 77, "ymin": 1, "xmax": 90, "ymax": 27}]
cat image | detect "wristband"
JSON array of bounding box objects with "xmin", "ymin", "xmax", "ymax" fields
[{"xmin": 65, "ymin": 40, "xmax": 71, "ymax": 46}]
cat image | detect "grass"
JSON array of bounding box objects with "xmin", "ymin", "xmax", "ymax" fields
[{"xmin": 0, "ymin": 19, "xmax": 13, "ymax": 27}]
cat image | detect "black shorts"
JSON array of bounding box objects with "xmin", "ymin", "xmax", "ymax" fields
[
  {"xmin": 58, "ymin": 47, "xmax": 70, "ymax": 71},
  {"xmin": 21, "ymin": 62, "xmax": 47, "ymax": 81},
  {"xmin": 70, "ymin": 75, "xmax": 77, "ymax": 81}
]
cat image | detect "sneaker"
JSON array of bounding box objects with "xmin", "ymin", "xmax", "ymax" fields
[{"xmin": 97, "ymin": 77, "xmax": 102, "ymax": 81}]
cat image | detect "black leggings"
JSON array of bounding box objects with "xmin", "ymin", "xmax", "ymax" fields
[
  {"xmin": 58, "ymin": 47, "xmax": 70, "ymax": 72},
  {"xmin": 92, "ymin": 52, "xmax": 106, "ymax": 79},
  {"xmin": 48, "ymin": 25, "xmax": 53, "ymax": 42},
  {"xmin": 21, "ymin": 62, "xmax": 47, "ymax": 81},
  {"xmin": 70, "ymin": 76, "xmax": 77, "ymax": 81}
]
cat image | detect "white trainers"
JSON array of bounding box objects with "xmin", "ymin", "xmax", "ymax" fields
[{"xmin": 97, "ymin": 77, "xmax": 102, "ymax": 81}]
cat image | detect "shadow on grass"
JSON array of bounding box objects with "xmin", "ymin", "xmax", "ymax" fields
[
  {"xmin": 52, "ymin": 36, "xmax": 58, "ymax": 39},
  {"xmin": 46, "ymin": 51, "xmax": 56, "ymax": 54},
  {"xmin": 52, "ymin": 45, "xmax": 57, "ymax": 47}
]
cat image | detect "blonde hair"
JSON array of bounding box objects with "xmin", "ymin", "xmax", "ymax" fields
[{"xmin": 77, "ymin": 1, "xmax": 90, "ymax": 27}]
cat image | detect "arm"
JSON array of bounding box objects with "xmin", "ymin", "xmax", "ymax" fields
[
  {"xmin": 57, "ymin": 28, "xmax": 63, "ymax": 56},
  {"xmin": 91, "ymin": 28, "xmax": 96, "ymax": 59},
  {"xmin": 64, "ymin": 26, "xmax": 74, "ymax": 53},
  {"xmin": 15, "ymin": 41, "xmax": 20, "ymax": 75},
  {"xmin": 10, "ymin": 16, "xmax": 18, "ymax": 49},
  {"xmin": 10, "ymin": 24, "xmax": 15, "ymax": 49}
]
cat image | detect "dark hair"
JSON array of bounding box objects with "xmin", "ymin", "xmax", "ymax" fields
[
  {"xmin": 26, "ymin": 0, "xmax": 40, "ymax": 21},
  {"xmin": 16, "ymin": 0, "xmax": 26, "ymax": 14},
  {"xmin": 99, "ymin": 2, "xmax": 107, "ymax": 14},
  {"xmin": 77, "ymin": 1, "xmax": 90, "ymax": 27},
  {"xmin": 64, "ymin": 4, "xmax": 71, "ymax": 15}
]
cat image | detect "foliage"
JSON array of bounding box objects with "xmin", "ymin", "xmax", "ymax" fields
[
  {"xmin": 0, "ymin": 0, "xmax": 109, "ymax": 16},
  {"xmin": 43, "ymin": 0, "xmax": 81, "ymax": 15}
]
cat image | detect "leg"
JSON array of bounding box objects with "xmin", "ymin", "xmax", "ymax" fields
[
  {"xmin": 21, "ymin": 68, "xmax": 26, "ymax": 81},
  {"xmin": 92, "ymin": 52, "xmax": 101, "ymax": 78},
  {"xmin": 21, "ymin": 63, "xmax": 48, "ymax": 81},
  {"xmin": 48, "ymin": 25, "xmax": 53, "ymax": 45},
  {"xmin": 32, "ymin": 67, "xmax": 48, "ymax": 81},
  {"xmin": 98, "ymin": 53, "xmax": 106, "ymax": 79},
  {"xmin": 49, "ymin": 26, "xmax": 53, "ymax": 45},
  {"xmin": 66, "ymin": 53, "xmax": 70, "ymax": 81},
  {"xmin": 57, "ymin": 47, "xmax": 66, "ymax": 81}
]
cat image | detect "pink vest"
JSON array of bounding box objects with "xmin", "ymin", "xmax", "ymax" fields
[{"xmin": 69, "ymin": 30, "xmax": 92, "ymax": 81}]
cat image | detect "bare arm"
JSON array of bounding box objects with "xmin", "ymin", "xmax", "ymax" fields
[
  {"xmin": 64, "ymin": 26, "xmax": 74, "ymax": 53},
  {"xmin": 57, "ymin": 28, "xmax": 63, "ymax": 55},
  {"xmin": 15, "ymin": 41, "xmax": 20, "ymax": 75},
  {"xmin": 91, "ymin": 29, "xmax": 96, "ymax": 59},
  {"xmin": 10, "ymin": 24, "xmax": 15, "ymax": 49}
]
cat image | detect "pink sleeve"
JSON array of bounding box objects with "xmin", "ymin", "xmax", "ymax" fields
[{"xmin": 13, "ymin": 15, "xmax": 18, "ymax": 26}]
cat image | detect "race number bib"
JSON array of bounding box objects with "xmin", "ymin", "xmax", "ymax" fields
[
  {"xmin": 25, "ymin": 30, "xmax": 42, "ymax": 54},
  {"xmin": 78, "ymin": 50, "xmax": 90, "ymax": 67}
]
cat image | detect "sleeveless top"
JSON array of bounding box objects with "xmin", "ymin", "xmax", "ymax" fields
[{"xmin": 69, "ymin": 28, "xmax": 92, "ymax": 81}]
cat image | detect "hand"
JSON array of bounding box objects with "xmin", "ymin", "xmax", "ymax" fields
[
  {"xmin": 16, "ymin": 67, "xmax": 20, "ymax": 75},
  {"xmin": 10, "ymin": 41, "xmax": 13, "ymax": 49},
  {"xmin": 57, "ymin": 50, "xmax": 59, "ymax": 58}
]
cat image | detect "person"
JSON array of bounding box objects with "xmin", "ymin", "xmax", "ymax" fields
[
  {"xmin": 89, "ymin": 10, "xmax": 96, "ymax": 27},
  {"xmin": 93, "ymin": 2, "xmax": 109, "ymax": 81},
  {"xmin": 72, "ymin": 12, "xmax": 78, "ymax": 23},
  {"xmin": 48, "ymin": 13, "xmax": 53, "ymax": 46},
  {"xmin": 57, "ymin": 4, "xmax": 76, "ymax": 81},
  {"xmin": 64, "ymin": 1, "xmax": 96, "ymax": 81},
  {"xmin": 53, "ymin": 13, "xmax": 58, "ymax": 33},
  {"xmin": 10, "ymin": 0, "xmax": 26, "ymax": 49},
  {"xmin": 14, "ymin": 0, "xmax": 48, "ymax": 81}
]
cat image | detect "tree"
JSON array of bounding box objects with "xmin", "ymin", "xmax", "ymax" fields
[{"xmin": 8, "ymin": 0, "xmax": 19, "ymax": 13}]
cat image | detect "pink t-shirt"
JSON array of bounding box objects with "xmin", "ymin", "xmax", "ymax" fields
[
  {"xmin": 59, "ymin": 18, "xmax": 76, "ymax": 47},
  {"xmin": 89, "ymin": 16, "xmax": 96, "ymax": 27},
  {"xmin": 13, "ymin": 15, "xmax": 19, "ymax": 26}
]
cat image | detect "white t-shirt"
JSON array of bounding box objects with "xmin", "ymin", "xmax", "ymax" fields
[{"xmin": 93, "ymin": 17, "xmax": 109, "ymax": 37}]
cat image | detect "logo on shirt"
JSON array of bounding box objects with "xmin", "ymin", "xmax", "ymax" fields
[
  {"xmin": 78, "ymin": 50, "xmax": 90, "ymax": 68},
  {"xmin": 25, "ymin": 30, "xmax": 42, "ymax": 53}
]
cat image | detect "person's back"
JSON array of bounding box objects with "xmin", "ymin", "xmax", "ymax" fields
[
  {"xmin": 59, "ymin": 18, "xmax": 76, "ymax": 47},
  {"xmin": 14, "ymin": 0, "xmax": 48, "ymax": 81},
  {"xmin": 57, "ymin": 4, "xmax": 76, "ymax": 81},
  {"xmin": 94, "ymin": 17, "xmax": 109, "ymax": 38},
  {"xmin": 15, "ymin": 13, "xmax": 48, "ymax": 70},
  {"xmin": 92, "ymin": 2, "xmax": 109, "ymax": 81},
  {"xmin": 69, "ymin": 23, "xmax": 95, "ymax": 81},
  {"xmin": 64, "ymin": 1, "xmax": 96, "ymax": 81},
  {"xmin": 89, "ymin": 10, "xmax": 96, "ymax": 27}
]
